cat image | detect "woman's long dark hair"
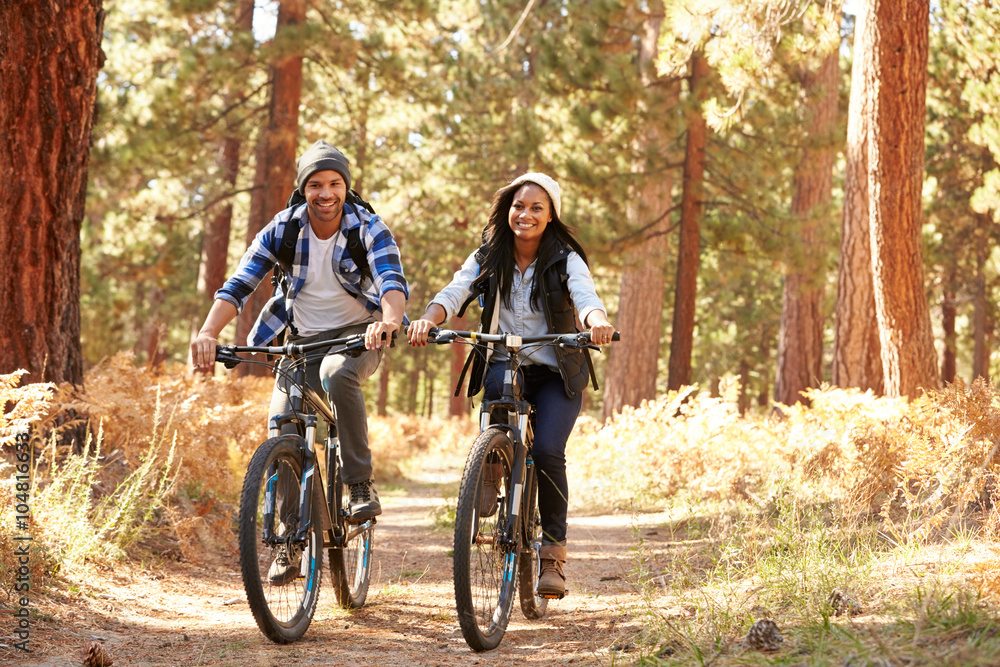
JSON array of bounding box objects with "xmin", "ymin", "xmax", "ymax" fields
[{"xmin": 479, "ymin": 180, "xmax": 589, "ymax": 309}]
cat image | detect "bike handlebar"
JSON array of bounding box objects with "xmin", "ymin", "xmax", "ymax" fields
[
  {"xmin": 215, "ymin": 331, "xmax": 396, "ymax": 369},
  {"xmin": 424, "ymin": 328, "xmax": 619, "ymax": 350}
]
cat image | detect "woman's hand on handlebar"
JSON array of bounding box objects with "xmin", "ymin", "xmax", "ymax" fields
[
  {"xmin": 406, "ymin": 318, "xmax": 438, "ymax": 347},
  {"xmin": 586, "ymin": 311, "xmax": 616, "ymax": 346},
  {"xmin": 407, "ymin": 304, "xmax": 446, "ymax": 346}
]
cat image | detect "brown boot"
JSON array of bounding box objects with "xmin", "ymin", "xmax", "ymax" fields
[{"xmin": 537, "ymin": 545, "xmax": 567, "ymax": 599}]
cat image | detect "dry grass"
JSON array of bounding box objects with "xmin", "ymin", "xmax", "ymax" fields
[
  {"xmin": 563, "ymin": 379, "xmax": 1000, "ymax": 664},
  {"xmin": 9, "ymin": 361, "xmax": 1000, "ymax": 663},
  {"xmin": 0, "ymin": 356, "xmax": 477, "ymax": 596}
]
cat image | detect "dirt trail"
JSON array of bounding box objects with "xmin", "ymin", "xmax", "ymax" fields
[{"xmin": 8, "ymin": 482, "xmax": 655, "ymax": 666}]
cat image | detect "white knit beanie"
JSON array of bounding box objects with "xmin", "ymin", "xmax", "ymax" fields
[{"xmin": 507, "ymin": 172, "xmax": 561, "ymax": 219}]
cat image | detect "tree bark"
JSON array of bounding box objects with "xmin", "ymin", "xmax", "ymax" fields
[
  {"xmin": 972, "ymin": 228, "xmax": 990, "ymax": 382},
  {"xmin": 0, "ymin": 1, "xmax": 105, "ymax": 386},
  {"xmin": 667, "ymin": 51, "xmax": 708, "ymax": 392},
  {"xmin": 407, "ymin": 348, "xmax": 423, "ymax": 415},
  {"xmin": 864, "ymin": 0, "xmax": 940, "ymax": 398},
  {"xmin": 833, "ymin": 6, "xmax": 883, "ymax": 393},
  {"xmin": 940, "ymin": 284, "xmax": 956, "ymax": 384},
  {"xmin": 235, "ymin": 0, "xmax": 305, "ymax": 375},
  {"xmin": 602, "ymin": 0, "xmax": 676, "ymax": 420},
  {"xmin": 737, "ymin": 358, "xmax": 751, "ymax": 415},
  {"xmin": 376, "ymin": 350, "xmax": 390, "ymax": 416},
  {"xmin": 773, "ymin": 49, "xmax": 838, "ymax": 406}
]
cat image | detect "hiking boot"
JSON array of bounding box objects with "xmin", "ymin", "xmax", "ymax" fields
[
  {"xmin": 537, "ymin": 545, "xmax": 567, "ymax": 599},
  {"xmin": 478, "ymin": 461, "xmax": 503, "ymax": 517},
  {"xmin": 268, "ymin": 540, "xmax": 304, "ymax": 585},
  {"xmin": 348, "ymin": 479, "xmax": 382, "ymax": 522}
]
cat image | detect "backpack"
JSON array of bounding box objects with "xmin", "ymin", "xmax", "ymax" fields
[{"xmin": 269, "ymin": 189, "xmax": 378, "ymax": 338}]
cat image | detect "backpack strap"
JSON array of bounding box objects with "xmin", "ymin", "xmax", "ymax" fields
[
  {"xmin": 456, "ymin": 244, "xmax": 489, "ymax": 318},
  {"xmin": 346, "ymin": 226, "xmax": 373, "ymax": 285},
  {"xmin": 274, "ymin": 215, "xmax": 300, "ymax": 275},
  {"xmin": 281, "ymin": 187, "xmax": 375, "ymax": 283}
]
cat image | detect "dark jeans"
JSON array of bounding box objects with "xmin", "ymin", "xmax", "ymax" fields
[{"xmin": 483, "ymin": 362, "xmax": 582, "ymax": 546}]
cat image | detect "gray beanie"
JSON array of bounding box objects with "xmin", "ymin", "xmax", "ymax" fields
[{"xmin": 296, "ymin": 140, "xmax": 352, "ymax": 195}]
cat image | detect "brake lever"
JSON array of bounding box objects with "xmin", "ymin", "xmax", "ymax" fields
[
  {"xmin": 215, "ymin": 348, "xmax": 242, "ymax": 369},
  {"xmin": 425, "ymin": 327, "xmax": 455, "ymax": 344},
  {"xmin": 431, "ymin": 332, "xmax": 457, "ymax": 344}
]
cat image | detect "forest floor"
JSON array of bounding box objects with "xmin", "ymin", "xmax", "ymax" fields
[{"xmin": 5, "ymin": 458, "xmax": 658, "ymax": 666}]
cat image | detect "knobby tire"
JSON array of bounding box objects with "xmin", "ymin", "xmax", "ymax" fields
[
  {"xmin": 328, "ymin": 459, "xmax": 374, "ymax": 608},
  {"xmin": 453, "ymin": 428, "xmax": 517, "ymax": 651},
  {"xmin": 238, "ymin": 437, "xmax": 321, "ymax": 643}
]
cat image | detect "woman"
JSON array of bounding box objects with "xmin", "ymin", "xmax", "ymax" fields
[{"xmin": 408, "ymin": 172, "xmax": 614, "ymax": 599}]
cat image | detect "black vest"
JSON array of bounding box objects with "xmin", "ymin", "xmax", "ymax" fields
[{"xmin": 455, "ymin": 245, "xmax": 598, "ymax": 398}]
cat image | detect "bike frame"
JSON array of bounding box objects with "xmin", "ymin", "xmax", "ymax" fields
[
  {"xmin": 217, "ymin": 337, "xmax": 375, "ymax": 558},
  {"xmin": 477, "ymin": 338, "xmax": 537, "ymax": 558},
  {"xmin": 429, "ymin": 329, "xmax": 613, "ymax": 580}
]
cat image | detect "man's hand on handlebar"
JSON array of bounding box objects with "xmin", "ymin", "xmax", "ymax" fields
[
  {"xmin": 191, "ymin": 333, "xmax": 218, "ymax": 371},
  {"xmin": 365, "ymin": 320, "xmax": 399, "ymax": 350}
]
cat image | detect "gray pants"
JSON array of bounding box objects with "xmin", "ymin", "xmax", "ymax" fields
[{"xmin": 268, "ymin": 323, "xmax": 382, "ymax": 486}]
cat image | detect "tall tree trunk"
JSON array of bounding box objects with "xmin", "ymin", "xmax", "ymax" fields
[
  {"xmin": 424, "ymin": 368, "xmax": 435, "ymax": 417},
  {"xmin": 973, "ymin": 227, "xmax": 990, "ymax": 382},
  {"xmin": 376, "ymin": 351, "xmax": 390, "ymax": 416},
  {"xmin": 191, "ymin": 0, "xmax": 255, "ymax": 370},
  {"xmin": 0, "ymin": 1, "xmax": 104, "ymax": 386},
  {"xmin": 774, "ymin": 48, "xmax": 838, "ymax": 406},
  {"xmin": 833, "ymin": 6, "xmax": 883, "ymax": 393},
  {"xmin": 864, "ymin": 0, "xmax": 939, "ymax": 398},
  {"xmin": 940, "ymin": 284, "xmax": 956, "ymax": 384},
  {"xmin": 407, "ymin": 348, "xmax": 423, "ymax": 415},
  {"xmin": 667, "ymin": 51, "xmax": 708, "ymax": 392},
  {"xmin": 235, "ymin": 0, "xmax": 305, "ymax": 376},
  {"xmin": 602, "ymin": 0, "xmax": 676, "ymax": 420},
  {"xmin": 737, "ymin": 358, "xmax": 751, "ymax": 415},
  {"xmin": 354, "ymin": 102, "xmax": 369, "ymax": 196}
]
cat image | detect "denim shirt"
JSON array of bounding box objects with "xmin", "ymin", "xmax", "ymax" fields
[{"xmin": 431, "ymin": 250, "xmax": 606, "ymax": 370}]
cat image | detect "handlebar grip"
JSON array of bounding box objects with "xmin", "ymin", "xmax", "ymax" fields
[{"xmin": 612, "ymin": 331, "xmax": 620, "ymax": 341}]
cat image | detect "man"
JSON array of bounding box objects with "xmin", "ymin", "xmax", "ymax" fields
[{"xmin": 191, "ymin": 140, "xmax": 407, "ymax": 531}]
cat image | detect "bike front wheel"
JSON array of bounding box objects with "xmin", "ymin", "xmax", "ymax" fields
[
  {"xmin": 453, "ymin": 427, "xmax": 517, "ymax": 651},
  {"xmin": 239, "ymin": 437, "xmax": 322, "ymax": 643}
]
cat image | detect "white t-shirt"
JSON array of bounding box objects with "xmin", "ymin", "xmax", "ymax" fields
[{"xmin": 292, "ymin": 230, "xmax": 374, "ymax": 335}]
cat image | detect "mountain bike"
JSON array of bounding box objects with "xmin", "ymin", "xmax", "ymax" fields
[
  {"xmin": 215, "ymin": 333, "xmax": 382, "ymax": 643},
  {"xmin": 423, "ymin": 328, "xmax": 618, "ymax": 651}
]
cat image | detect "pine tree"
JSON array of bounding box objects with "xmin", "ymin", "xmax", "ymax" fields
[
  {"xmin": 863, "ymin": 0, "xmax": 940, "ymax": 398},
  {"xmin": 833, "ymin": 7, "xmax": 883, "ymax": 392},
  {"xmin": 0, "ymin": 0, "xmax": 104, "ymax": 385}
]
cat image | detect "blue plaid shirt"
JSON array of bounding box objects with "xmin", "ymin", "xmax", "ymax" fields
[{"xmin": 216, "ymin": 202, "xmax": 409, "ymax": 345}]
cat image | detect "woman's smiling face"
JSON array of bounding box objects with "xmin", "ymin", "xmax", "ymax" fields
[{"xmin": 507, "ymin": 183, "xmax": 552, "ymax": 245}]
